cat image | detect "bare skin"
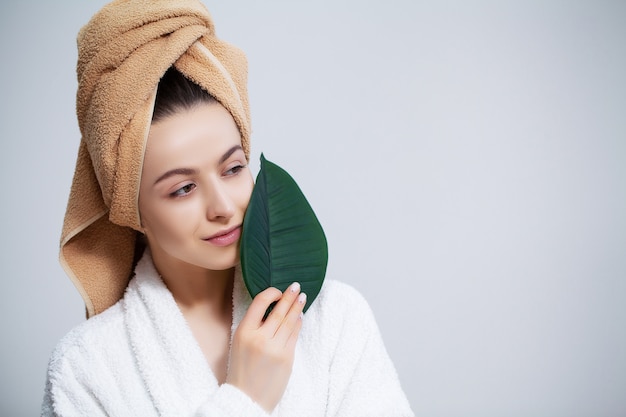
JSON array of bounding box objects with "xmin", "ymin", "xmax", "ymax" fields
[
  {"xmin": 173, "ymin": 270, "xmax": 304, "ymax": 410},
  {"xmin": 138, "ymin": 102, "xmax": 305, "ymax": 412},
  {"xmin": 171, "ymin": 268, "xmax": 234, "ymax": 384}
]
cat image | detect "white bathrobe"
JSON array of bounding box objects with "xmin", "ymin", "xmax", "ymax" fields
[{"xmin": 42, "ymin": 253, "xmax": 414, "ymax": 416}]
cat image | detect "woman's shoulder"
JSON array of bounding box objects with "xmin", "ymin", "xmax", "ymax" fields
[
  {"xmin": 43, "ymin": 299, "xmax": 149, "ymax": 413},
  {"xmin": 47, "ymin": 301, "xmax": 126, "ymax": 369},
  {"xmin": 303, "ymin": 279, "xmax": 378, "ymax": 339},
  {"xmin": 314, "ymin": 279, "xmax": 373, "ymax": 314}
]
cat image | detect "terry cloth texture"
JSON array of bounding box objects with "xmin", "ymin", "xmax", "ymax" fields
[
  {"xmin": 42, "ymin": 251, "xmax": 415, "ymax": 416},
  {"xmin": 60, "ymin": 0, "xmax": 251, "ymax": 317}
]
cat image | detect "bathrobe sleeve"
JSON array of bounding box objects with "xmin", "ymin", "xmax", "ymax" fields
[
  {"xmin": 193, "ymin": 385, "xmax": 269, "ymax": 417},
  {"xmin": 42, "ymin": 361, "xmax": 269, "ymax": 417},
  {"xmin": 323, "ymin": 283, "xmax": 415, "ymax": 417}
]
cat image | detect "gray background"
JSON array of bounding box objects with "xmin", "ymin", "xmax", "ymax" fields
[{"xmin": 1, "ymin": 1, "xmax": 625, "ymax": 416}]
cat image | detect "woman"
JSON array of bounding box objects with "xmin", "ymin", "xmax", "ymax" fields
[{"xmin": 42, "ymin": 1, "xmax": 413, "ymax": 415}]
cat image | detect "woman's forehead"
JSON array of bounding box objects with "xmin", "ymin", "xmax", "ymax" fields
[{"xmin": 142, "ymin": 103, "xmax": 243, "ymax": 173}]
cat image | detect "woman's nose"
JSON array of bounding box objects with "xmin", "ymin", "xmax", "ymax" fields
[{"xmin": 205, "ymin": 184, "xmax": 235, "ymax": 221}]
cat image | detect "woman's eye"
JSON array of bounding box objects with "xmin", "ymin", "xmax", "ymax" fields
[
  {"xmin": 225, "ymin": 164, "xmax": 246, "ymax": 176},
  {"xmin": 171, "ymin": 183, "xmax": 195, "ymax": 197}
]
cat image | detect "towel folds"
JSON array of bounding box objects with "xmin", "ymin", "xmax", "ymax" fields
[{"xmin": 61, "ymin": 0, "xmax": 251, "ymax": 317}]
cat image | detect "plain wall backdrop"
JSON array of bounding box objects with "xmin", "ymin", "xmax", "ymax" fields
[{"xmin": 1, "ymin": 1, "xmax": 624, "ymax": 416}]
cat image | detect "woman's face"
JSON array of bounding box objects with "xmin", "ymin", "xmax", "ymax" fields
[{"xmin": 138, "ymin": 102, "xmax": 253, "ymax": 273}]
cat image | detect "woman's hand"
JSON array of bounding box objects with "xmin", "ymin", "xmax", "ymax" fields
[{"xmin": 227, "ymin": 282, "xmax": 306, "ymax": 413}]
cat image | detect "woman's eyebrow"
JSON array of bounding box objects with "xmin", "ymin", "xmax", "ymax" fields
[
  {"xmin": 153, "ymin": 146, "xmax": 243, "ymax": 186},
  {"xmin": 219, "ymin": 145, "xmax": 243, "ymax": 164},
  {"xmin": 153, "ymin": 168, "xmax": 197, "ymax": 186}
]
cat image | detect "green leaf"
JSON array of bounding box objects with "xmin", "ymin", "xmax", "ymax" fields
[{"xmin": 240, "ymin": 154, "xmax": 328, "ymax": 313}]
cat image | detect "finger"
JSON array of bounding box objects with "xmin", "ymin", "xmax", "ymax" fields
[
  {"xmin": 240, "ymin": 287, "xmax": 283, "ymax": 329},
  {"xmin": 275, "ymin": 292, "xmax": 306, "ymax": 345},
  {"xmin": 263, "ymin": 282, "xmax": 301, "ymax": 335},
  {"xmin": 285, "ymin": 312, "xmax": 303, "ymax": 351}
]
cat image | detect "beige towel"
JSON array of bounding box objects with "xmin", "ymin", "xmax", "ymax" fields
[{"xmin": 61, "ymin": 0, "xmax": 251, "ymax": 317}]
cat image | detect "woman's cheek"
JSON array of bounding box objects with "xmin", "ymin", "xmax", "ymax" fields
[
  {"xmin": 240, "ymin": 181, "xmax": 254, "ymax": 209},
  {"xmin": 157, "ymin": 199, "xmax": 198, "ymax": 227},
  {"xmin": 228, "ymin": 173, "xmax": 252, "ymax": 209}
]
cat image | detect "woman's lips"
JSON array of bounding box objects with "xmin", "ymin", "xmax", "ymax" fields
[{"xmin": 204, "ymin": 226, "xmax": 241, "ymax": 247}]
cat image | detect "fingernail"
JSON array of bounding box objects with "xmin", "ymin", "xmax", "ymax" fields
[
  {"xmin": 290, "ymin": 282, "xmax": 301, "ymax": 293},
  {"xmin": 298, "ymin": 293, "xmax": 307, "ymax": 304}
]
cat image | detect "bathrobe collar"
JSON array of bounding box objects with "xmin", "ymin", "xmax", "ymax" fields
[{"xmin": 122, "ymin": 251, "xmax": 253, "ymax": 417}]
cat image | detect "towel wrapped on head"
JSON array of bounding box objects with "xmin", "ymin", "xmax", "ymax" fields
[{"xmin": 61, "ymin": 0, "xmax": 251, "ymax": 317}]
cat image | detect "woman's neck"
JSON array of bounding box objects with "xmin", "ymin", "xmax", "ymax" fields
[
  {"xmin": 147, "ymin": 247, "xmax": 234, "ymax": 380},
  {"xmin": 151, "ymin": 253, "xmax": 235, "ymax": 318}
]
